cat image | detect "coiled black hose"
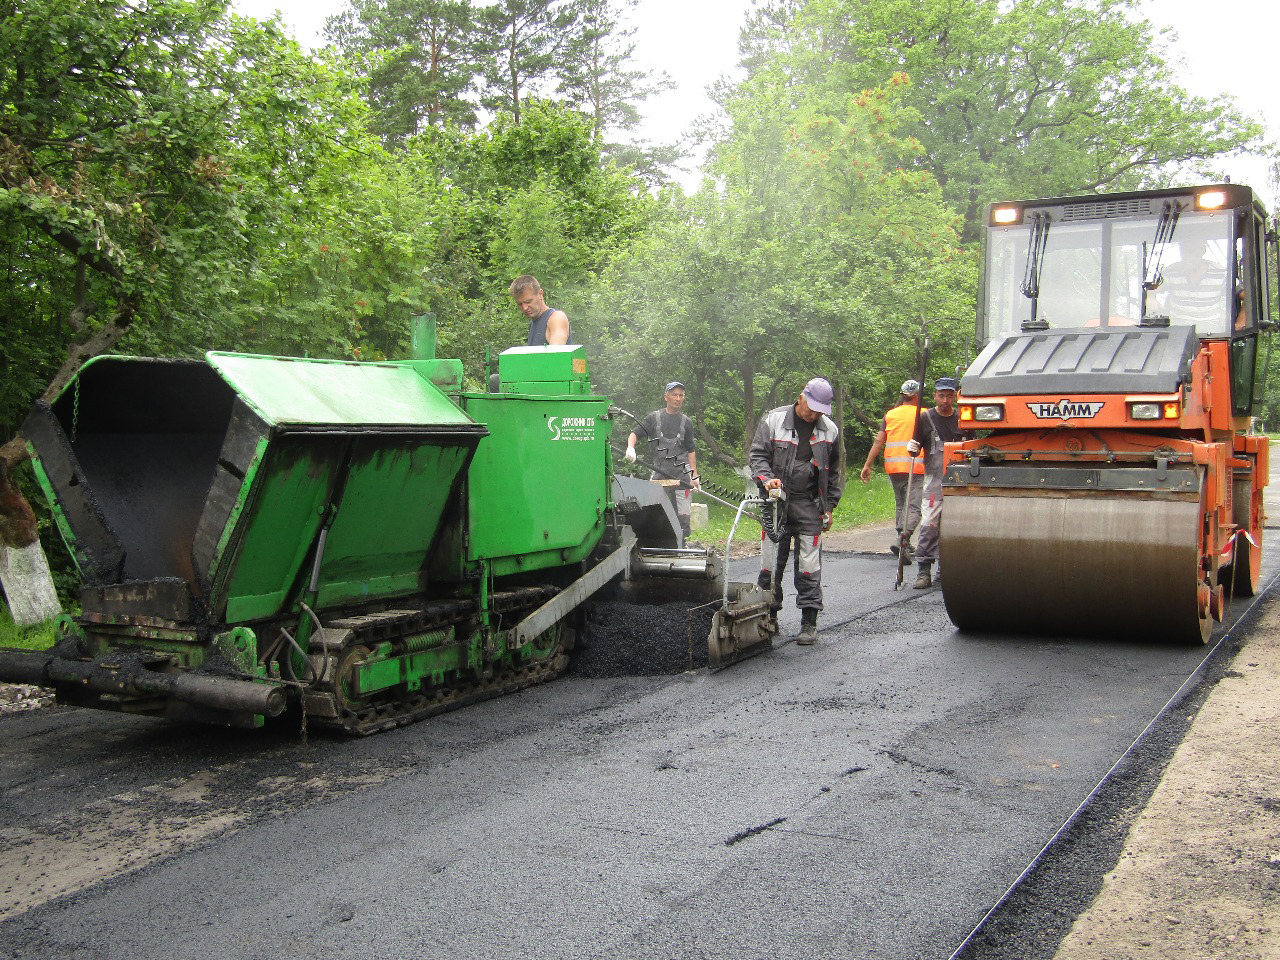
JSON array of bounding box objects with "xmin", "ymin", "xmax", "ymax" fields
[{"xmin": 756, "ymin": 486, "xmax": 783, "ymax": 544}]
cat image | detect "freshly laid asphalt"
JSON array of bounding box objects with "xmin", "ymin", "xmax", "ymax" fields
[{"xmin": 2, "ymin": 515, "xmax": 1275, "ymax": 959}]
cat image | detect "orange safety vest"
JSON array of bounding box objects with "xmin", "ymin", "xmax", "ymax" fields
[{"xmin": 883, "ymin": 403, "xmax": 925, "ymax": 475}]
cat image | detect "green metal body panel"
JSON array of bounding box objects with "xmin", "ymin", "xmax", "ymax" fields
[
  {"xmin": 460, "ymin": 392, "xmax": 610, "ymax": 575},
  {"xmin": 497, "ymin": 346, "xmax": 593, "ymax": 395},
  {"xmin": 205, "ymin": 353, "xmax": 470, "ymax": 427},
  {"xmin": 202, "ymin": 355, "xmax": 486, "ymax": 622},
  {"xmin": 212, "ymin": 434, "xmax": 477, "ymax": 622},
  {"xmin": 25, "ymin": 454, "xmax": 85, "ymax": 579}
]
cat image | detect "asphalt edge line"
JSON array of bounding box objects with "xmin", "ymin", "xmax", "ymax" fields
[{"xmin": 943, "ymin": 569, "xmax": 1280, "ymax": 960}]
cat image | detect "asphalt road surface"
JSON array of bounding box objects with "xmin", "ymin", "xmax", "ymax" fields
[{"xmin": 2, "ymin": 537, "xmax": 1274, "ymax": 960}]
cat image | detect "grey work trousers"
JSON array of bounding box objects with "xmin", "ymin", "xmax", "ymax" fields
[
  {"xmin": 759, "ymin": 521, "xmax": 824, "ymax": 612},
  {"xmin": 915, "ymin": 473, "xmax": 943, "ymax": 563},
  {"xmin": 890, "ymin": 472, "xmax": 923, "ymax": 540}
]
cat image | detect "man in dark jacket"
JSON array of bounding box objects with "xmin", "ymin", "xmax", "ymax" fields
[
  {"xmin": 748, "ymin": 377, "xmax": 843, "ymax": 644},
  {"xmin": 907, "ymin": 377, "xmax": 961, "ymax": 588}
]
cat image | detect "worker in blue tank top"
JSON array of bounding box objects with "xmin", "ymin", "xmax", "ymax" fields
[{"xmin": 509, "ymin": 275, "xmax": 573, "ymax": 345}]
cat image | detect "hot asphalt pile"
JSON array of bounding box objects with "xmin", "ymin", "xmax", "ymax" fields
[{"xmin": 568, "ymin": 597, "xmax": 717, "ymax": 676}]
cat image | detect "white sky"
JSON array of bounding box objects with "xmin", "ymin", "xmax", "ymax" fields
[{"xmin": 228, "ymin": 0, "xmax": 1275, "ymax": 202}]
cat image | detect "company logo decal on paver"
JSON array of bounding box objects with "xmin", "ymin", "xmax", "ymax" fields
[{"xmin": 547, "ymin": 416, "xmax": 596, "ymax": 441}]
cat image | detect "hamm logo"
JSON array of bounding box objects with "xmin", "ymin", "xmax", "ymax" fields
[{"xmin": 1027, "ymin": 400, "xmax": 1105, "ymax": 420}]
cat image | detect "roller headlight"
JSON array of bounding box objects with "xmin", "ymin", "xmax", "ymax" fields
[
  {"xmin": 960, "ymin": 403, "xmax": 1004, "ymax": 422},
  {"xmin": 1196, "ymin": 190, "xmax": 1227, "ymax": 210},
  {"xmin": 991, "ymin": 206, "xmax": 1022, "ymax": 225},
  {"xmin": 1128, "ymin": 401, "xmax": 1180, "ymax": 420}
]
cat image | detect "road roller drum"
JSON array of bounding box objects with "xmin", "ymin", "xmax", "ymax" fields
[{"xmin": 942, "ymin": 487, "xmax": 1211, "ymax": 643}]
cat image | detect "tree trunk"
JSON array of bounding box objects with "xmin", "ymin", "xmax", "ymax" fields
[
  {"xmin": 832, "ymin": 379, "xmax": 848, "ymax": 487},
  {"xmin": 0, "ymin": 542, "xmax": 60, "ymax": 627},
  {"xmin": 694, "ymin": 419, "xmax": 740, "ymax": 469},
  {"xmin": 0, "ymin": 440, "xmax": 59, "ymax": 627},
  {"xmin": 739, "ymin": 361, "xmax": 756, "ymax": 461}
]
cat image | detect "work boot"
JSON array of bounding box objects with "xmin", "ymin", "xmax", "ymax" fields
[
  {"xmin": 913, "ymin": 563, "xmax": 933, "ymax": 590},
  {"xmin": 890, "ymin": 542, "xmax": 914, "ymax": 562},
  {"xmin": 796, "ymin": 609, "xmax": 819, "ymax": 645}
]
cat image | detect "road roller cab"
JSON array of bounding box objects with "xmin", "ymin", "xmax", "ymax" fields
[{"xmin": 942, "ymin": 184, "xmax": 1274, "ymax": 643}]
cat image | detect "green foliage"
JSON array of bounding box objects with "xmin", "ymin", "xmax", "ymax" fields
[
  {"xmin": 400, "ymin": 100, "xmax": 658, "ymax": 374},
  {"xmin": 0, "ymin": 0, "xmax": 376, "ymax": 427},
  {"xmin": 588, "ymin": 72, "xmax": 977, "ymax": 465},
  {"xmin": 325, "ymin": 0, "xmax": 680, "ymax": 184},
  {"xmin": 477, "ymin": 0, "xmax": 582, "ymax": 122},
  {"xmin": 325, "ymin": 0, "xmax": 483, "ymax": 141},
  {"xmin": 740, "ymin": 0, "xmax": 1270, "ymax": 238},
  {"xmin": 0, "ymin": 606, "xmax": 59, "ymax": 652},
  {"xmin": 557, "ymin": 0, "xmax": 674, "ymax": 142}
]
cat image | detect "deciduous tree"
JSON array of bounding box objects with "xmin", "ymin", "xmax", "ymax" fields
[{"xmin": 739, "ymin": 0, "xmax": 1269, "ymax": 238}]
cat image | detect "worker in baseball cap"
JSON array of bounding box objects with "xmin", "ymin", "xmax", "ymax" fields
[
  {"xmin": 625, "ymin": 380, "xmax": 699, "ymax": 542},
  {"xmin": 907, "ymin": 376, "xmax": 961, "ymax": 588},
  {"xmin": 747, "ymin": 376, "xmax": 842, "ymax": 645},
  {"xmin": 860, "ymin": 379, "xmax": 925, "ymax": 558}
]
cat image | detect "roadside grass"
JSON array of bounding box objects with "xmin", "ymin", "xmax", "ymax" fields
[
  {"xmin": 0, "ymin": 604, "xmax": 59, "ymax": 651},
  {"xmin": 689, "ymin": 468, "xmax": 895, "ymax": 551}
]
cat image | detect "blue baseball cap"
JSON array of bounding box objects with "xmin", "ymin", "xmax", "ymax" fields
[{"xmin": 935, "ymin": 377, "xmax": 959, "ymax": 392}]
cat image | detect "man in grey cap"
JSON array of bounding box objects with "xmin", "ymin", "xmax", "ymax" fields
[
  {"xmin": 748, "ymin": 377, "xmax": 843, "ymax": 644},
  {"xmin": 625, "ymin": 381, "xmax": 699, "ymax": 542},
  {"xmin": 906, "ymin": 377, "xmax": 961, "ymax": 588}
]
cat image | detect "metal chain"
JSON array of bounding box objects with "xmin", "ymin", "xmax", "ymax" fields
[{"xmin": 71, "ymin": 376, "xmax": 81, "ymax": 444}]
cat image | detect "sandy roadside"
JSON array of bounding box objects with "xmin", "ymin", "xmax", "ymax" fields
[{"xmin": 1053, "ymin": 598, "xmax": 1280, "ymax": 959}]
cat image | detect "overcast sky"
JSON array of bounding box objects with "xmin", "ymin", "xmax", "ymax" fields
[{"xmin": 228, "ymin": 0, "xmax": 1275, "ymax": 202}]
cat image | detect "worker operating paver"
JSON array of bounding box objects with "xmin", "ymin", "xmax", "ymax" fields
[{"xmin": 625, "ymin": 381, "xmax": 699, "ymax": 543}]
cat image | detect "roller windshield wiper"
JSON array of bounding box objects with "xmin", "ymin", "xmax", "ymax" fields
[
  {"xmin": 1020, "ymin": 212, "xmax": 1051, "ymax": 331},
  {"xmin": 1140, "ymin": 201, "xmax": 1179, "ymax": 326}
]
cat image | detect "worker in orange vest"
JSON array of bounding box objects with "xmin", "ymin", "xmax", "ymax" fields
[{"xmin": 859, "ymin": 380, "xmax": 925, "ymax": 560}]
